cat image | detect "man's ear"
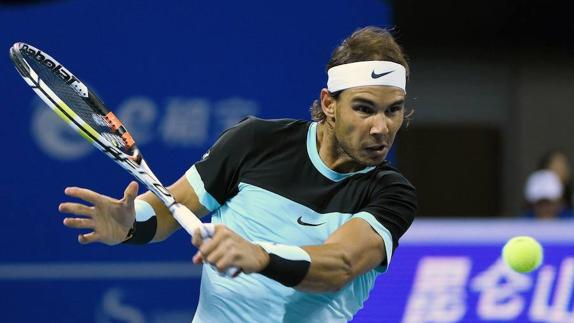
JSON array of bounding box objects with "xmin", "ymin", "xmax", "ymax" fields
[{"xmin": 320, "ymin": 88, "xmax": 336, "ymax": 119}]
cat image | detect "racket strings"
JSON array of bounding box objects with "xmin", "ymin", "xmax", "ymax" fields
[{"xmin": 23, "ymin": 51, "xmax": 133, "ymax": 155}]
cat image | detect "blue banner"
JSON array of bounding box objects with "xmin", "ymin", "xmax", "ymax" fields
[
  {"xmin": 356, "ymin": 245, "xmax": 574, "ymax": 322},
  {"xmin": 0, "ymin": 1, "xmax": 394, "ymax": 322},
  {"xmin": 353, "ymin": 220, "xmax": 574, "ymax": 323},
  {"xmin": 0, "ymin": 0, "xmax": 392, "ymax": 259}
]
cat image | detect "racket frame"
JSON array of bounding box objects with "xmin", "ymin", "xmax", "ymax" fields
[{"xmin": 9, "ymin": 43, "xmax": 201, "ymax": 234}]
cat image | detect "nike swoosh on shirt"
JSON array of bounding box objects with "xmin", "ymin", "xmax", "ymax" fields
[
  {"xmin": 297, "ymin": 216, "xmax": 325, "ymax": 227},
  {"xmin": 371, "ymin": 70, "xmax": 394, "ymax": 79}
]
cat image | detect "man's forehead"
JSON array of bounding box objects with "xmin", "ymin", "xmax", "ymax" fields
[{"xmin": 344, "ymin": 86, "xmax": 406, "ymax": 102}]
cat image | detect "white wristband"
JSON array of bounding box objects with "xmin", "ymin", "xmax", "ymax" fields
[
  {"xmin": 134, "ymin": 199, "xmax": 155, "ymax": 221},
  {"xmin": 254, "ymin": 242, "xmax": 311, "ymax": 262},
  {"xmin": 253, "ymin": 241, "xmax": 311, "ymax": 287}
]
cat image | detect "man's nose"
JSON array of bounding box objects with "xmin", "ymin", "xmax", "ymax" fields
[{"xmin": 370, "ymin": 114, "xmax": 389, "ymax": 136}]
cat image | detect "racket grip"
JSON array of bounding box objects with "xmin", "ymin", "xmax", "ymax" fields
[{"xmin": 169, "ymin": 202, "xmax": 202, "ymax": 235}]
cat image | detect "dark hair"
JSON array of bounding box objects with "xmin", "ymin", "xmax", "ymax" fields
[
  {"xmin": 310, "ymin": 26, "xmax": 412, "ymax": 123},
  {"xmin": 537, "ymin": 149, "xmax": 569, "ymax": 170}
]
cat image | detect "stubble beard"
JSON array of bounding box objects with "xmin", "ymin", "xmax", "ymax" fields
[{"xmin": 337, "ymin": 138, "xmax": 375, "ymax": 169}]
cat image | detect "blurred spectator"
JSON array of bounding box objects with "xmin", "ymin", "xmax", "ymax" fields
[
  {"xmin": 537, "ymin": 149, "xmax": 573, "ymax": 208},
  {"xmin": 523, "ymin": 170, "xmax": 573, "ymax": 219}
]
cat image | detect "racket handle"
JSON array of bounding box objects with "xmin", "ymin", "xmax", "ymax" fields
[
  {"xmin": 169, "ymin": 202, "xmax": 202, "ymax": 235},
  {"xmin": 169, "ymin": 203, "xmax": 241, "ymax": 277}
]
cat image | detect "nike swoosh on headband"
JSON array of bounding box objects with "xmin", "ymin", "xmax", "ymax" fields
[{"xmin": 371, "ymin": 70, "xmax": 394, "ymax": 79}]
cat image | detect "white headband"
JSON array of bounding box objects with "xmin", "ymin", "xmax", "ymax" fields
[{"xmin": 327, "ymin": 61, "xmax": 406, "ymax": 93}]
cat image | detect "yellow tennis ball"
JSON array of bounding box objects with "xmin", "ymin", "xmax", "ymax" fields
[{"xmin": 502, "ymin": 236, "xmax": 543, "ymax": 273}]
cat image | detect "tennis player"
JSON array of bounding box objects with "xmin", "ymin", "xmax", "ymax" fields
[{"xmin": 59, "ymin": 26, "xmax": 417, "ymax": 322}]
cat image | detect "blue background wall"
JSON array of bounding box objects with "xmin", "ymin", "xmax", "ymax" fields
[{"xmin": 0, "ymin": 1, "xmax": 395, "ymax": 322}]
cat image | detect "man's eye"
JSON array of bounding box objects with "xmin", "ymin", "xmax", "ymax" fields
[
  {"xmin": 388, "ymin": 105, "xmax": 403, "ymax": 114},
  {"xmin": 354, "ymin": 105, "xmax": 373, "ymax": 114}
]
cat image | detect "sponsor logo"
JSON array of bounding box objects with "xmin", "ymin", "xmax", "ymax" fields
[
  {"xmin": 21, "ymin": 44, "xmax": 80, "ymax": 86},
  {"xmin": 371, "ymin": 69, "xmax": 394, "ymax": 79},
  {"xmin": 31, "ymin": 96, "xmax": 260, "ymax": 161},
  {"xmin": 296, "ymin": 216, "xmax": 325, "ymax": 227},
  {"xmin": 202, "ymin": 150, "xmax": 210, "ymax": 160}
]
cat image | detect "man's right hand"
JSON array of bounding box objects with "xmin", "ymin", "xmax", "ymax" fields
[{"xmin": 59, "ymin": 181, "xmax": 139, "ymax": 245}]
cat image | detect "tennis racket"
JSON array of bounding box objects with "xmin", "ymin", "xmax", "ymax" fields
[{"xmin": 10, "ymin": 42, "xmax": 239, "ymax": 276}]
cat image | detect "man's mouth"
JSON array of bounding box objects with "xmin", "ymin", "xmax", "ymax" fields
[{"xmin": 365, "ymin": 144, "xmax": 387, "ymax": 152}]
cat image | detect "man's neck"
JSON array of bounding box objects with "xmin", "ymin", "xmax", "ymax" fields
[{"xmin": 315, "ymin": 121, "xmax": 366, "ymax": 174}]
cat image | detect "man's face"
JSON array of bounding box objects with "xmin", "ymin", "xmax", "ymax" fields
[
  {"xmin": 533, "ymin": 199, "xmax": 563, "ymax": 219},
  {"xmin": 332, "ymin": 86, "xmax": 405, "ymax": 167}
]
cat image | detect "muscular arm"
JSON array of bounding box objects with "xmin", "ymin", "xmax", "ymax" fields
[
  {"xmin": 297, "ymin": 218, "xmax": 385, "ymax": 292},
  {"xmin": 138, "ymin": 174, "xmax": 210, "ymax": 242},
  {"xmin": 61, "ymin": 118, "xmax": 260, "ymax": 245},
  {"xmin": 192, "ymin": 217, "xmax": 387, "ymax": 292}
]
